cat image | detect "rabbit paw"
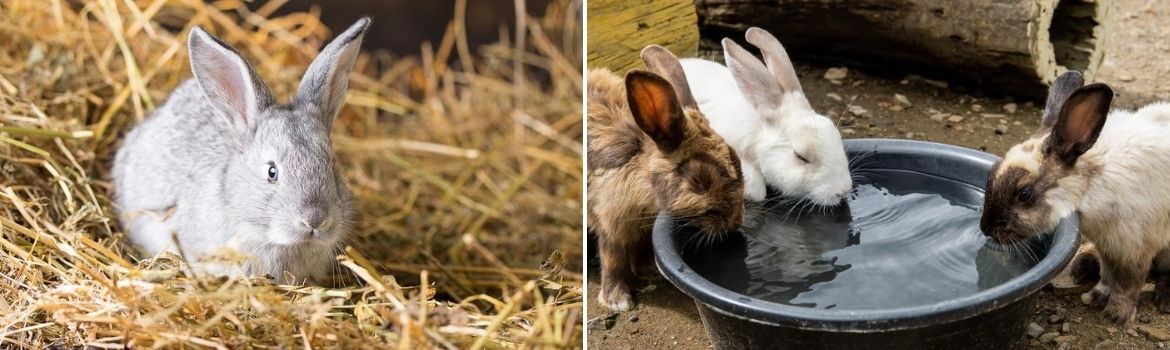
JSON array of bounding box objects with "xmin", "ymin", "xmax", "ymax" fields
[
  {"xmin": 1102, "ymin": 296, "xmax": 1136, "ymax": 325},
  {"xmin": 1081, "ymin": 284, "xmax": 1110, "ymax": 307},
  {"xmin": 599, "ymin": 283, "xmax": 633, "ymax": 312}
]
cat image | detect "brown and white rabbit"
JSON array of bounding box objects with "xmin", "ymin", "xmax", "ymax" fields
[
  {"xmin": 589, "ymin": 45, "xmax": 746, "ymax": 311},
  {"xmin": 981, "ymin": 70, "xmax": 1170, "ymax": 324}
]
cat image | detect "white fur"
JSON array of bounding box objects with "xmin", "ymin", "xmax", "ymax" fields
[
  {"xmin": 1058, "ymin": 103, "xmax": 1170, "ymax": 267},
  {"xmin": 679, "ymin": 32, "xmax": 851, "ymax": 205}
]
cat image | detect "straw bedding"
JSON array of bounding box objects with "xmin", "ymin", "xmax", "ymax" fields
[{"xmin": 0, "ymin": 0, "xmax": 583, "ymax": 348}]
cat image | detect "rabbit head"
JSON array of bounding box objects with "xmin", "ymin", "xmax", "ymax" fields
[
  {"xmin": 723, "ymin": 27, "xmax": 852, "ymax": 206},
  {"xmin": 632, "ymin": 45, "xmax": 746, "ymax": 234},
  {"xmin": 980, "ymin": 71, "xmax": 1114, "ymax": 244},
  {"xmin": 185, "ymin": 18, "xmax": 370, "ymax": 247}
]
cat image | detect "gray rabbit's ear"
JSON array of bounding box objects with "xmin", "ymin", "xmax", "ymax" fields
[
  {"xmin": 296, "ymin": 17, "xmax": 371, "ymax": 129},
  {"xmin": 1039, "ymin": 70, "xmax": 1085, "ymax": 133},
  {"xmin": 188, "ymin": 27, "xmax": 274, "ymax": 132}
]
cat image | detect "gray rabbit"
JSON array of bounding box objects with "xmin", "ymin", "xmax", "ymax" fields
[{"xmin": 112, "ymin": 18, "xmax": 369, "ymax": 282}]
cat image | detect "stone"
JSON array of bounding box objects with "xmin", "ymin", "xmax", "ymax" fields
[
  {"xmin": 889, "ymin": 105, "xmax": 904, "ymax": 112},
  {"xmin": 1119, "ymin": 74, "xmax": 1136, "ymax": 82},
  {"xmin": 589, "ymin": 313, "xmax": 619, "ymax": 331},
  {"xmin": 1054, "ymin": 335, "xmax": 1076, "ymax": 344},
  {"xmin": 947, "ymin": 115, "xmax": 965, "ymax": 123},
  {"xmin": 1138, "ymin": 325, "xmax": 1170, "ymax": 342},
  {"xmin": 930, "ymin": 113, "xmax": 949, "ymax": 122},
  {"xmin": 922, "ymin": 78, "xmax": 948, "ymax": 89},
  {"xmin": 971, "ymin": 104, "xmax": 984, "ymax": 112},
  {"xmin": 826, "ymin": 93, "xmax": 843, "ymax": 102},
  {"xmin": 848, "ymin": 105, "xmax": 868, "ymax": 117},
  {"xmin": 824, "ymin": 67, "xmax": 849, "ymax": 80},
  {"xmin": 1003, "ymin": 103, "xmax": 1018, "ymax": 114},
  {"xmin": 1061, "ymin": 322, "xmax": 1071, "ymax": 333},
  {"xmin": 1049, "ymin": 314, "xmax": 1063, "ymax": 324},
  {"xmin": 628, "ymin": 314, "xmax": 639, "ymax": 323},
  {"xmin": 1039, "ymin": 332, "xmax": 1060, "ymax": 343},
  {"xmin": 894, "ymin": 93, "xmax": 911, "ymax": 107},
  {"xmin": 842, "ymin": 128, "xmax": 857, "ymax": 135},
  {"xmin": 1106, "ymin": 326, "xmax": 1119, "ymax": 334},
  {"xmin": 1141, "ymin": 315, "xmax": 1152, "ymax": 323},
  {"xmin": 1027, "ymin": 322, "xmax": 1045, "ymax": 338}
]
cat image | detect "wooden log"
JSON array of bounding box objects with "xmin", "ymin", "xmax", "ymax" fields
[
  {"xmin": 587, "ymin": 0, "xmax": 699, "ymax": 73},
  {"xmin": 696, "ymin": 0, "xmax": 1112, "ymax": 99}
]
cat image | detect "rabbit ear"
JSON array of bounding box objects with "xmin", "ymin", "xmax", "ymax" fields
[
  {"xmin": 744, "ymin": 27, "xmax": 803, "ymax": 94},
  {"xmin": 1043, "ymin": 83, "xmax": 1113, "ymax": 166},
  {"xmin": 723, "ymin": 38, "xmax": 784, "ymax": 114},
  {"xmin": 1040, "ymin": 71, "xmax": 1086, "ymax": 133},
  {"xmin": 639, "ymin": 45, "xmax": 698, "ymax": 110},
  {"xmin": 296, "ymin": 17, "xmax": 371, "ymax": 129},
  {"xmin": 626, "ymin": 70, "xmax": 687, "ymax": 153},
  {"xmin": 188, "ymin": 27, "xmax": 274, "ymax": 132}
]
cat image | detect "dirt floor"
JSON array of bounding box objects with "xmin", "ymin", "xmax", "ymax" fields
[{"xmin": 587, "ymin": 1, "xmax": 1170, "ymax": 349}]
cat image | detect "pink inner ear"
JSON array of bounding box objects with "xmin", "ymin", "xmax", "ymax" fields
[
  {"xmin": 204, "ymin": 53, "xmax": 252, "ymax": 125},
  {"xmin": 1063, "ymin": 102, "xmax": 1101, "ymax": 143}
]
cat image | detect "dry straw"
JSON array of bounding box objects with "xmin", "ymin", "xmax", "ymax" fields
[{"xmin": 0, "ymin": 0, "xmax": 583, "ymax": 348}]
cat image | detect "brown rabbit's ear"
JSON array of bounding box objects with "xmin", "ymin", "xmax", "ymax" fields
[
  {"xmin": 1039, "ymin": 71, "xmax": 1085, "ymax": 133},
  {"xmin": 1043, "ymin": 83, "xmax": 1113, "ymax": 166},
  {"xmin": 626, "ymin": 70, "xmax": 686, "ymax": 153}
]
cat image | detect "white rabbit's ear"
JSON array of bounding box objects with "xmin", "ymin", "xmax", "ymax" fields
[
  {"xmin": 1040, "ymin": 70, "xmax": 1085, "ymax": 133},
  {"xmin": 640, "ymin": 45, "xmax": 698, "ymax": 110},
  {"xmin": 296, "ymin": 17, "xmax": 371, "ymax": 129},
  {"xmin": 188, "ymin": 27, "xmax": 274, "ymax": 132},
  {"xmin": 744, "ymin": 27, "xmax": 803, "ymax": 95},
  {"xmin": 723, "ymin": 38, "xmax": 783, "ymax": 113}
]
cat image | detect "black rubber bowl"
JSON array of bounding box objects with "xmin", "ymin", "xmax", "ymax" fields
[{"xmin": 652, "ymin": 139, "xmax": 1080, "ymax": 350}]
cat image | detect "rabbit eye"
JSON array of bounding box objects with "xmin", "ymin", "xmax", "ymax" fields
[
  {"xmin": 1016, "ymin": 187, "xmax": 1033, "ymax": 203},
  {"xmin": 794, "ymin": 152, "xmax": 810, "ymax": 164},
  {"xmin": 267, "ymin": 163, "xmax": 278, "ymax": 183}
]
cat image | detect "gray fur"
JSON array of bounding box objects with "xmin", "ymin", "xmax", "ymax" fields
[
  {"xmin": 112, "ymin": 18, "xmax": 370, "ymax": 283},
  {"xmin": 1041, "ymin": 71, "xmax": 1086, "ymax": 132}
]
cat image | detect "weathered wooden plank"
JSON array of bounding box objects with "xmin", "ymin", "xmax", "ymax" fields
[
  {"xmin": 696, "ymin": 0, "xmax": 1112, "ymax": 98},
  {"xmin": 587, "ymin": 0, "xmax": 699, "ymax": 73}
]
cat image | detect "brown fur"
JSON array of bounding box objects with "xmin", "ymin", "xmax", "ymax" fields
[{"xmin": 588, "ymin": 62, "xmax": 744, "ymax": 310}]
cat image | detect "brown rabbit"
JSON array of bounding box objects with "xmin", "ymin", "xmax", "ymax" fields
[{"xmin": 588, "ymin": 45, "xmax": 746, "ymax": 311}]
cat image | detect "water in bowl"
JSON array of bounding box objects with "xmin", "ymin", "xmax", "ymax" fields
[{"xmin": 684, "ymin": 170, "xmax": 1042, "ymax": 311}]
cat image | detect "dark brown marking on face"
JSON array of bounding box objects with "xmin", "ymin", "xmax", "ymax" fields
[
  {"xmin": 647, "ymin": 108, "xmax": 746, "ymax": 235},
  {"xmin": 982, "ymin": 150, "xmax": 1091, "ymax": 243}
]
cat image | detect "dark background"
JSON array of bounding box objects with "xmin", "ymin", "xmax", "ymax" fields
[{"xmin": 252, "ymin": 0, "xmax": 553, "ymax": 54}]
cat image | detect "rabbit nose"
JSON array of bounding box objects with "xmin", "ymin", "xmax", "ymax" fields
[{"xmin": 300, "ymin": 209, "xmax": 327, "ymax": 230}]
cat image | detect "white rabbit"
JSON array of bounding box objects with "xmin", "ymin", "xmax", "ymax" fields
[
  {"xmin": 680, "ymin": 27, "xmax": 851, "ymax": 206},
  {"xmin": 112, "ymin": 18, "xmax": 369, "ymax": 283},
  {"xmin": 981, "ymin": 70, "xmax": 1170, "ymax": 324}
]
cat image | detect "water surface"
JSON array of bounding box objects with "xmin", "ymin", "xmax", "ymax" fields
[{"xmin": 684, "ymin": 171, "xmax": 1040, "ymax": 310}]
